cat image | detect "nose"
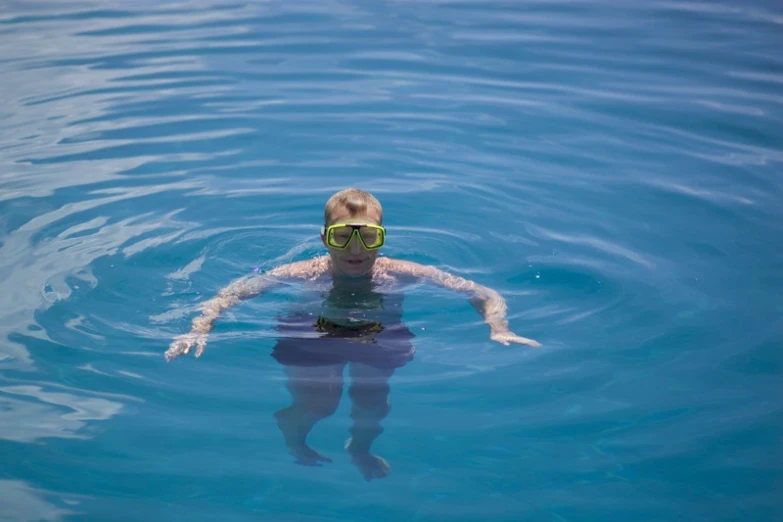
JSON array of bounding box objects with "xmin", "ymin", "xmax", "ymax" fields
[{"xmin": 349, "ymin": 234, "xmax": 362, "ymax": 255}]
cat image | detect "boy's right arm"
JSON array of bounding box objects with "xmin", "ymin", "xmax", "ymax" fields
[{"xmin": 165, "ymin": 257, "xmax": 329, "ymax": 361}]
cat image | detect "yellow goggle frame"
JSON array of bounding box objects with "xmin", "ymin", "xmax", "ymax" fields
[{"xmin": 322, "ymin": 223, "xmax": 386, "ymax": 250}]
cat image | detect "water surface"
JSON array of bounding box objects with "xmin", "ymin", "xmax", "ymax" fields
[{"xmin": 1, "ymin": 1, "xmax": 781, "ymax": 521}]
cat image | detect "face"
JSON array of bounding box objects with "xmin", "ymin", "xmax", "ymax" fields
[{"xmin": 322, "ymin": 208, "xmax": 382, "ymax": 278}]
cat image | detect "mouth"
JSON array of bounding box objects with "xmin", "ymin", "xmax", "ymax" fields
[{"xmin": 345, "ymin": 259, "xmax": 366, "ymax": 266}]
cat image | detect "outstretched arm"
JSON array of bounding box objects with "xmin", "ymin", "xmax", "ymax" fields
[
  {"xmin": 165, "ymin": 257, "xmax": 330, "ymax": 361},
  {"xmin": 382, "ymin": 258, "xmax": 540, "ymax": 347}
]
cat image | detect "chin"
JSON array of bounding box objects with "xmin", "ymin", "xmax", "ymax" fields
[
  {"xmin": 343, "ymin": 267, "xmax": 370, "ymax": 277},
  {"xmin": 338, "ymin": 260, "xmax": 373, "ymax": 277}
]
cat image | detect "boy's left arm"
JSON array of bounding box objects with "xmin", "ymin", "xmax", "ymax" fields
[{"xmin": 382, "ymin": 258, "xmax": 540, "ymax": 347}]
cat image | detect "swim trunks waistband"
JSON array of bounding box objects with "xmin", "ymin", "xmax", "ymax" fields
[{"xmin": 314, "ymin": 316, "xmax": 384, "ymax": 339}]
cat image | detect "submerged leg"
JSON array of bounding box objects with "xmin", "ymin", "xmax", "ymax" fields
[
  {"xmin": 346, "ymin": 363, "xmax": 395, "ymax": 480},
  {"xmin": 274, "ymin": 363, "xmax": 345, "ymax": 466}
]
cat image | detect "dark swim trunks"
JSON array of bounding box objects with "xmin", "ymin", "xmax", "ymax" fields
[{"xmin": 271, "ymin": 313, "xmax": 415, "ymax": 369}]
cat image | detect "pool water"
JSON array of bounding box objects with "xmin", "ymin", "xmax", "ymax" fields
[{"xmin": 1, "ymin": 1, "xmax": 781, "ymax": 521}]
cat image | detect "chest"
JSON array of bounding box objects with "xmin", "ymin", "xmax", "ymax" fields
[{"xmin": 298, "ymin": 283, "xmax": 404, "ymax": 326}]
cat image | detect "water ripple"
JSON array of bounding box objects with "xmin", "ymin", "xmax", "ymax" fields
[{"xmin": 1, "ymin": 0, "xmax": 781, "ymax": 519}]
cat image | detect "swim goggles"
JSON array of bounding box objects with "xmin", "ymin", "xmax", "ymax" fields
[{"xmin": 321, "ymin": 223, "xmax": 386, "ymax": 250}]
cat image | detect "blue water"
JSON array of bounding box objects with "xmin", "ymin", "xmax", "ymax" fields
[{"xmin": 1, "ymin": 1, "xmax": 781, "ymax": 520}]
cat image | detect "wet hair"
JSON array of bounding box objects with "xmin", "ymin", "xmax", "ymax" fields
[{"xmin": 324, "ymin": 188, "xmax": 383, "ymax": 226}]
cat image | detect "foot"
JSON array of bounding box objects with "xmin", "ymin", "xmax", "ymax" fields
[
  {"xmin": 274, "ymin": 408, "xmax": 331, "ymax": 467},
  {"xmin": 290, "ymin": 445, "xmax": 332, "ymax": 467},
  {"xmin": 346, "ymin": 438, "xmax": 390, "ymax": 481}
]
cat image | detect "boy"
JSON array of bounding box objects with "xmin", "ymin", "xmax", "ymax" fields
[{"xmin": 166, "ymin": 188, "xmax": 540, "ymax": 480}]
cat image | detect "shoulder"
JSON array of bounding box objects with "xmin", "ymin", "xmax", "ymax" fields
[
  {"xmin": 219, "ymin": 257, "xmax": 330, "ymax": 299},
  {"xmin": 376, "ymin": 257, "xmax": 484, "ymax": 293},
  {"xmin": 375, "ymin": 256, "xmax": 436, "ymax": 278},
  {"xmin": 267, "ymin": 256, "xmax": 331, "ymax": 280}
]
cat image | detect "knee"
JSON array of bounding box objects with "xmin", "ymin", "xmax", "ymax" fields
[
  {"xmin": 306, "ymin": 391, "xmax": 341, "ymax": 418},
  {"xmin": 349, "ymin": 385, "xmax": 391, "ymax": 413}
]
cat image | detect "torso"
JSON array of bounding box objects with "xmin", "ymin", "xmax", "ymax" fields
[
  {"xmin": 317, "ymin": 279, "xmax": 404, "ymax": 327},
  {"xmin": 293, "ymin": 256, "xmax": 407, "ymax": 327}
]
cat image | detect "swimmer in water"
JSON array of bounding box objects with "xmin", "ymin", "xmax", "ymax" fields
[{"xmin": 166, "ymin": 188, "xmax": 540, "ymax": 480}]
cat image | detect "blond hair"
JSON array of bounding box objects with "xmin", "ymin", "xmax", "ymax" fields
[{"xmin": 324, "ymin": 188, "xmax": 383, "ymax": 225}]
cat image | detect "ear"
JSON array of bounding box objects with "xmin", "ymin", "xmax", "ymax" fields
[{"xmin": 320, "ymin": 226, "xmax": 328, "ymax": 247}]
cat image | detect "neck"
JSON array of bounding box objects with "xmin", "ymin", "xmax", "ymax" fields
[{"xmin": 330, "ymin": 261, "xmax": 376, "ymax": 282}]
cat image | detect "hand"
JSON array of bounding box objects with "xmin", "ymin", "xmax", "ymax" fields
[
  {"xmin": 491, "ymin": 330, "xmax": 541, "ymax": 348},
  {"xmin": 165, "ymin": 332, "xmax": 208, "ymax": 361}
]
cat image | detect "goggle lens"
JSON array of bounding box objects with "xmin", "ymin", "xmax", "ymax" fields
[{"xmin": 325, "ymin": 224, "xmax": 385, "ymax": 249}]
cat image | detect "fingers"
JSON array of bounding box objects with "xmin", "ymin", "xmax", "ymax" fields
[
  {"xmin": 515, "ymin": 337, "xmax": 541, "ymax": 348},
  {"xmin": 165, "ymin": 334, "xmax": 207, "ymax": 362},
  {"xmin": 164, "ymin": 341, "xmax": 186, "ymax": 362},
  {"xmin": 169, "ymin": 340, "xmax": 190, "ymax": 361},
  {"xmin": 195, "ymin": 336, "xmax": 207, "ymax": 358},
  {"xmin": 491, "ymin": 333, "xmax": 510, "ymax": 346},
  {"xmin": 492, "ymin": 332, "xmax": 541, "ymax": 348}
]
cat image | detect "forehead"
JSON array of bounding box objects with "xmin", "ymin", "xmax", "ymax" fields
[{"xmin": 327, "ymin": 207, "xmax": 381, "ymax": 225}]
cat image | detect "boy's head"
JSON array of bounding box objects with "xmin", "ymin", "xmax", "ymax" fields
[
  {"xmin": 321, "ymin": 188, "xmax": 384, "ymax": 277},
  {"xmin": 323, "ymin": 188, "xmax": 383, "ymax": 226}
]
